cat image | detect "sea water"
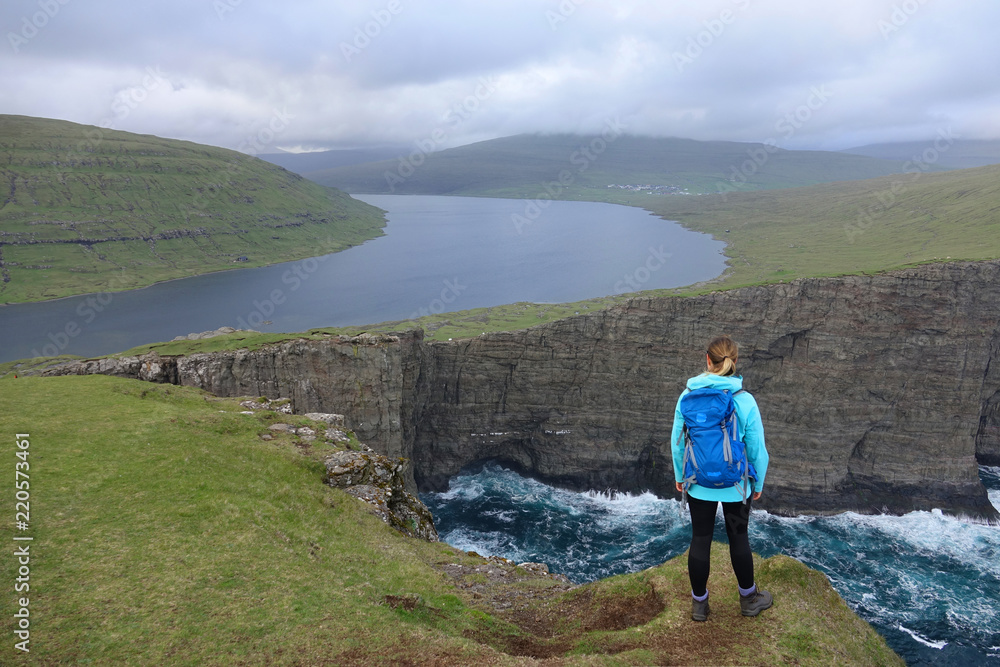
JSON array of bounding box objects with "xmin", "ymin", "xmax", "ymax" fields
[{"xmin": 422, "ymin": 463, "xmax": 1000, "ymax": 666}]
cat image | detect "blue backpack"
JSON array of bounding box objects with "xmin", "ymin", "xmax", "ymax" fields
[{"xmin": 679, "ymin": 386, "xmax": 757, "ymax": 505}]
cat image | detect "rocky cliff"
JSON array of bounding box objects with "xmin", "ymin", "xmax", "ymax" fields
[{"xmin": 48, "ymin": 261, "xmax": 1000, "ymax": 520}]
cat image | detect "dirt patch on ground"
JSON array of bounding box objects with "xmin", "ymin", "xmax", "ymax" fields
[
  {"xmin": 436, "ymin": 555, "xmax": 668, "ymax": 660},
  {"xmin": 429, "ymin": 552, "xmax": 774, "ymax": 664},
  {"xmin": 383, "ymin": 594, "xmax": 421, "ymax": 611}
]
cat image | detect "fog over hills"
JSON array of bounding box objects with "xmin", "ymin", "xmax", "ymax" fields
[
  {"xmin": 295, "ymin": 133, "xmax": 934, "ymax": 198},
  {"xmin": 257, "ymin": 146, "xmax": 411, "ymax": 174},
  {"xmin": 842, "ymin": 138, "xmax": 1000, "ymax": 169}
]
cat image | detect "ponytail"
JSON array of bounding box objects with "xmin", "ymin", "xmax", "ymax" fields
[{"xmin": 706, "ymin": 335, "xmax": 739, "ymax": 377}]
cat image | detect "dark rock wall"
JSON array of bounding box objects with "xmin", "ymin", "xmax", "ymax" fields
[
  {"xmin": 414, "ymin": 262, "xmax": 999, "ymax": 519},
  {"xmin": 49, "ymin": 261, "xmax": 1000, "ymax": 518},
  {"xmin": 977, "ymin": 322, "xmax": 1000, "ymax": 467},
  {"xmin": 50, "ymin": 334, "xmax": 421, "ymax": 483},
  {"xmin": 172, "ymin": 333, "xmax": 420, "ymax": 464}
]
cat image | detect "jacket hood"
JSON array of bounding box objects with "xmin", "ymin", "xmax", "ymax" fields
[{"xmin": 685, "ymin": 373, "xmax": 744, "ymax": 393}]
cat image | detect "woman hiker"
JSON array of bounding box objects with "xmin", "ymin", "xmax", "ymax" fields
[{"xmin": 671, "ymin": 335, "xmax": 772, "ymax": 621}]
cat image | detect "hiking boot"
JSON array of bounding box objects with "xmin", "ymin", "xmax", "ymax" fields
[
  {"xmin": 691, "ymin": 597, "xmax": 710, "ymax": 622},
  {"xmin": 740, "ymin": 588, "xmax": 773, "ymax": 617}
]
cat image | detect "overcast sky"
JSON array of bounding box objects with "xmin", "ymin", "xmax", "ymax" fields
[{"xmin": 2, "ymin": 0, "xmax": 999, "ymax": 154}]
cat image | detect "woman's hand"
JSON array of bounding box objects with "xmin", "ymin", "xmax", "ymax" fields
[
  {"xmin": 753, "ymin": 491, "xmax": 762, "ymax": 501},
  {"xmin": 675, "ymin": 481, "xmax": 683, "ymax": 493}
]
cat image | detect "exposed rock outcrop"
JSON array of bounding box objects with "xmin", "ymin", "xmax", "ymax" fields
[
  {"xmin": 46, "ymin": 261, "xmax": 1000, "ymax": 520},
  {"xmin": 324, "ymin": 449, "xmax": 438, "ymax": 541},
  {"xmin": 241, "ymin": 398, "xmax": 436, "ymax": 540},
  {"xmin": 172, "ymin": 326, "xmax": 259, "ymax": 341},
  {"xmin": 50, "ymin": 333, "xmax": 423, "ymax": 490}
]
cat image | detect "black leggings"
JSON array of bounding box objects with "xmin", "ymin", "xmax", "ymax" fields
[{"xmin": 687, "ymin": 495, "xmax": 754, "ymax": 596}]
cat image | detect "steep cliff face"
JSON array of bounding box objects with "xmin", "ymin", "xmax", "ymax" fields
[
  {"xmin": 48, "ymin": 261, "xmax": 1000, "ymax": 519},
  {"xmin": 416, "ymin": 261, "xmax": 1000, "ymax": 519},
  {"xmin": 977, "ymin": 324, "xmax": 1000, "ymax": 467}
]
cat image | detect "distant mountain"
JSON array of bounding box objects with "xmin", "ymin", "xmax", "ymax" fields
[
  {"xmin": 842, "ymin": 139, "xmax": 1000, "ymax": 169},
  {"xmin": 0, "ymin": 115, "xmax": 385, "ymax": 304},
  {"xmin": 258, "ymin": 146, "xmax": 411, "ymax": 175},
  {"xmin": 304, "ymin": 133, "xmax": 938, "ymax": 197}
]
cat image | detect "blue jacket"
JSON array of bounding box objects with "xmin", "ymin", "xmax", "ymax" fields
[{"xmin": 670, "ymin": 373, "xmax": 769, "ymax": 502}]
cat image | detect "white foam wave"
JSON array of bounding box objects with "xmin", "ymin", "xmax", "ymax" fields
[
  {"xmin": 436, "ymin": 479, "xmax": 485, "ymax": 501},
  {"xmin": 579, "ymin": 489, "xmax": 668, "ymax": 514},
  {"xmin": 898, "ymin": 625, "xmax": 948, "ymax": 650},
  {"xmin": 482, "ymin": 509, "xmax": 516, "ymax": 524},
  {"xmin": 820, "ymin": 508, "xmax": 1000, "ymax": 580},
  {"xmin": 429, "ymin": 463, "xmax": 1000, "ymax": 661},
  {"xmin": 439, "ymin": 527, "xmax": 524, "ymax": 561},
  {"xmin": 754, "ymin": 509, "xmax": 818, "ymax": 524}
]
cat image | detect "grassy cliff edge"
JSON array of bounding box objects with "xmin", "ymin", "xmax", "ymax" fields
[{"xmin": 0, "ymin": 374, "xmax": 902, "ymax": 665}]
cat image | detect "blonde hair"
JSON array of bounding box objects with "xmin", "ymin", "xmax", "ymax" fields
[{"xmin": 706, "ymin": 335, "xmax": 738, "ymax": 377}]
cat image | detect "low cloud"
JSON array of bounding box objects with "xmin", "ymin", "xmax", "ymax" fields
[{"xmin": 2, "ymin": 0, "xmax": 998, "ymax": 151}]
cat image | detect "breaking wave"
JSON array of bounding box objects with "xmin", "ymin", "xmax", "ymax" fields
[{"xmin": 423, "ymin": 462, "xmax": 1000, "ymax": 666}]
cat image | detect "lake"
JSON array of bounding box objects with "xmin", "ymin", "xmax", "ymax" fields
[{"xmin": 0, "ymin": 195, "xmax": 726, "ymax": 363}]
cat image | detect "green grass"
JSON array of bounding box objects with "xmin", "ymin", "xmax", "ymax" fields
[
  {"xmin": 5, "ymin": 118, "xmax": 996, "ymax": 350},
  {"xmin": 0, "ymin": 115, "xmax": 386, "ymax": 304},
  {"xmin": 631, "ymin": 162, "xmax": 1000, "ymax": 288},
  {"xmin": 0, "ymin": 375, "xmax": 495, "ymax": 664},
  {"xmin": 334, "ymin": 162, "xmax": 1000, "ymax": 342},
  {"xmin": 842, "ymin": 138, "xmax": 1000, "ymax": 169},
  {"xmin": 10, "ymin": 158, "xmax": 992, "ymax": 361},
  {"xmin": 35, "ymin": 159, "xmax": 992, "ymax": 355},
  {"xmin": 0, "ymin": 375, "xmax": 903, "ymax": 664},
  {"xmin": 291, "ymin": 138, "xmax": 997, "ymax": 344}
]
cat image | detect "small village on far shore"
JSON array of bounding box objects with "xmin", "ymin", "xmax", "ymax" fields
[{"xmin": 607, "ymin": 183, "xmax": 691, "ymax": 195}]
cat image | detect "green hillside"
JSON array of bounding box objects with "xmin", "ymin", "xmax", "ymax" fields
[
  {"xmin": 0, "ymin": 373, "xmax": 903, "ymax": 665},
  {"xmin": 69, "ymin": 161, "xmax": 1000, "ymax": 349},
  {"xmin": 636, "ymin": 160, "xmax": 1000, "ymax": 287},
  {"xmin": 309, "ymin": 161, "xmax": 1000, "ymax": 342},
  {"xmin": 307, "ymin": 133, "xmax": 934, "ymax": 197},
  {"xmin": 0, "ymin": 115, "xmax": 386, "ymax": 304},
  {"xmin": 843, "ymin": 138, "xmax": 1000, "ymax": 169}
]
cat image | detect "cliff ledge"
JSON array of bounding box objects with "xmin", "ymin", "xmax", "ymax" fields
[{"xmin": 47, "ymin": 260, "xmax": 1000, "ymax": 520}]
